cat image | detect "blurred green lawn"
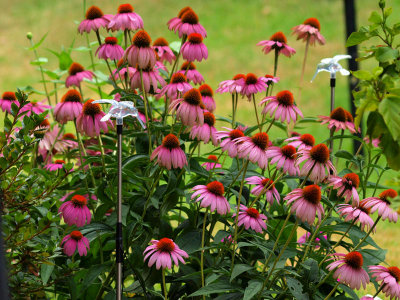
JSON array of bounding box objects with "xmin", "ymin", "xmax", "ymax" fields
[{"xmin": 1, "ymin": 0, "xmax": 399, "ymax": 297}]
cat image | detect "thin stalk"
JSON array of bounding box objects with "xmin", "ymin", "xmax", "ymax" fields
[
  {"xmin": 324, "ymin": 282, "xmax": 340, "ymax": 300},
  {"xmin": 353, "ymin": 216, "xmax": 381, "ymax": 251},
  {"xmin": 230, "ymin": 160, "xmax": 249, "ymax": 271},
  {"xmin": 54, "ymin": 83, "xmax": 58, "ymax": 105},
  {"xmin": 85, "ymin": 33, "xmax": 102, "ymax": 97},
  {"xmin": 162, "ymin": 268, "xmax": 168, "ymax": 300},
  {"xmin": 373, "ymin": 284, "xmax": 385, "ymax": 298},
  {"xmin": 200, "ymin": 209, "xmax": 209, "ymax": 299},
  {"xmin": 74, "ymin": 120, "xmax": 96, "ymax": 187},
  {"xmin": 334, "ymin": 129, "xmax": 345, "ymax": 166},
  {"xmin": 169, "ymin": 35, "xmax": 187, "ymax": 77},
  {"xmin": 273, "ymin": 48, "xmax": 279, "ymax": 77},
  {"xmin": 252, "ymin": 94, "xmax": 262, "ymax": 132},
  {"xmin": 231, "ymin": 94, "xmax": 235, "ymax": 128},
  {"xmin": 299, "ymin": 161, "xmax": 317, "ymax": 188},
  {"xmin": 265, "ymin": 118, "xmax": 275, "ymax": 134},
  {"xmin": 139, "ymin": 68, "xmax": 152, "ymax": 155},
  {"xmin": 97, "ymin": 135, "xmax": 107, "ymax": 174},
  {"xmin": 298, "ymin": 37, "xmax": 310, "ymax": 104}
]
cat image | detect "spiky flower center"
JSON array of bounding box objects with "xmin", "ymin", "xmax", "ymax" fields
[
  {"xmin": 233, "ymin": 74, "xmax": 245, "ymax": 81},
  {"xmin": 199, "ymin": 84, "xmax": 213, "ymax": 97},
  {"xmin": 345, "ymin": 251, "xmax": 363, "ymax": 269},
  {"xmin": 300, "ymin": 134, "xmax": 315, "ymax": 146},
  {"xmin": 178, "ymin": 6, "xmax": 193, "ymax": 18},
  {"xmin": 245, "ymin": 73, "xmax": 258, "ymax": 85},
  {"xmin": 343, "ymin": 173, "xmax": 360, "ymax": 189},
  {"xmin": 388, "ymin": 266, "xmax": 400, "ymax": 282},
  {"xmin": 229, "ymin": 129, "xmax": 244, "ymax": 140},
  {"xmin": 345, "ymin": 110, "xmax": 353, "ymax": 122},
  {"xmin": 246, "ymin": 207, "xmax": 260, "ymax": 218},
  {"xmin": 153, "ymin": 37, "xmax": 169, "ymax": 47},
  {"xmin": 281, "ymin": 145, "xmax": 297, "ymax": 159},
  {"xmin": 2, "ymin": 91, "xmax": 16, "ymax": 101},
  {"xmin": 71, "ymin": 195, "xmax": 87, "ymax": 207},
  {"xmin": 63, "ymin": 133, "xmax": 76, "ymax": 140},
  {"xmin": 330, "ymin": 107, "xmax": 347, "ymax": 122},
  {"xmin": 157, "ymin": 238, "xmax": 175, "ymax": 252},
  {"xmin": 68, "ymin": 63, "xmax": 85, "ymax": 76},
  {"xmin": 39, "ymin": 119, "xmax": 50, "ymax": 127},
  {"xmin": 261, "ymin": 178, "xmax": 274, "ymax": 188},
  {"xmin": 62, "ymin": 90, "xmax": 82, "ymax": 103},
  {"xmin": 359, "ymin": 200, "xmax": 371, "ymax": 215},
  {"xmin": 105, "ymin": 37, "xmax": 118, "ymax": 45},
  {"xmin": 379, "ymin": 189, "xmax": 398, "ymax": 205},
  {"xmin": 82, "ymin": 99, "xmax": 102, "ymax": 116},
  {"xmin": 310, "ymin": 144, "xmax": 329, "ymax": 164},
  {"xmin": 188, "ymin": 33, "xmax": 203, "ymax": 44},
  {"xmin": 70, "ymin": 231, "xmax": 83, "ymax": 241},
  {"xmin": 207, "ymin": 155, "xmax": 218, "ymax": 162},
  {"xmin": 183, "ymin": 89, "xmax": 202, "ymax": 105},
  {"xmin": 162, "ymin": 134, "xmax": 180, "ymax": 149},
  {"xmin": 171, "ymin": 73, "xmax": 187, "ymax": 84},
  {"xmin": 204, "ymin": 112, "xmax": 215, "ymax": 126},
  {"xmin": 276, "ymin": 90, "xmax": 294, "ymax": 106},
  {"xmin": 206, "ymin": 181, "xmax": 224, "ymax": 196},
  {"xmin": 118, "ymin": 3, "xmax": 134, "ymax": 14},
  {"xmin": 265, "ymin": 74, "xmax": 274, "ymax": 78},
  {"xmin": 252, "ymin": 132, "xmax": 269, "ymax": 150},
  {"xmin": 85, "ymin": 6, "xmax": 103, "ymax": 20},
  {"xmin": 181, "ymin": 10, "xmax": 199, "ymax": 24},
  {"xmin": 303, "ymin": 17, "xmax": 321, "ymax": 30},
  {"xmin": 302, "ymin": 185, "xmax": 321, "ymax": 205},
  {"xmin": 181, "ymin": 61, "xmax": 196, "ymax": 70},
  {"xmin": 133, "ymin": 30, "xmax": 151, "ymax": 48},
  {"xmin": 270, "ymin": 31, "xmax": 287, "ymax": 44},
  {"xmin": 117, "ymin": 59, "xmax": 126, "ymax": 68},
  {"xmin": 55, "ymin": 159, "xmax": 65, "ymax": 165}
]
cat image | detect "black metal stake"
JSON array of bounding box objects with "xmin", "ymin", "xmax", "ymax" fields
[{"xmin": 116, "ymin": 123, "xmax": 123, "ymax": 300}]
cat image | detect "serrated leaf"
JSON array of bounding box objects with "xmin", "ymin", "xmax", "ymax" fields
[
  {"xmin": 286, "ymin": 277, "xmax": 309, "ymax": 300},
  {"xmin": 379, "ymin": 96, "xmax": 400, "ymax": 141},
  {"xmin": 41, "ymin": 262, "xmax": 54, "ymax": 285},
  {"xmin": 230, "ymin": 264, "xmax": 253, "ymax": 282},
  {"xmin": 189, "ymin": 282, "xmax": 237, "ymax": 297},
  {"xmin": 243, "ymin": 280, "xmax": 262, "ymax": 300}
]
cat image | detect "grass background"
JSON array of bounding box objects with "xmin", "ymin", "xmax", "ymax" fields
[{"xmin": 1, "ymin": 0, "xmax": 400, "ymax": 297}]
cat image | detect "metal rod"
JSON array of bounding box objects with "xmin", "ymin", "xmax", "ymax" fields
[
  {"xmin": 330, "ymin": 77, "xmax": 336, "ymax": 151},
  {"xmin": 116, "ymin": 123, "xmax": 123, "ymax": 300}
]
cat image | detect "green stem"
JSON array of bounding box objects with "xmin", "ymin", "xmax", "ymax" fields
[
  {"xmin": 324, "ymin": 281, "xmax": 340, "ymax": 300},
  {"xmin": 373, "ymin": 284, "xmax": 385, "ymax": 298},
  {"xmin": 200, "ymin": 209, "xmax": 209, "ymax": 299},
  {"xmin": 139, "ymin": 68, "xmax": 152, "ymax": 155},
  {"xmin": 299, "ymin": 161, "xmax": 317, "ymax": 188},
  {"xmin": 97, "ymin": 135, "xmax": 106, "ymax": 174},
  {"xmin": 298, "ymin": 37, "xmax": 310, "ymax": 104},
  {"xmin": 353, "ymin": 216, "xmax": 381, "ymax": 251},
  {"xmin": 230, "ymin": 160, "xmax": 249, "ymax": 271},
  {"xmin": 74, "ymin": 120, "xmax": 96, "ymax": 187},
  {"xmin": 162, "ymin": 268, "xmax": 168, "ymax": 300},
  {"xmin": 273, "ymin": 48, "xmax": 279, "ymax": 77},
  {"xmin": 252, "ymin": 94, "xmax": 262, "ymax": 132},
  {"xmin": 265, "ymin": 118, "xmax": 275, "ymax": 134},
  {"xmin": 85, "ymin": 33, "xmax": 102, "ymax": 97}
]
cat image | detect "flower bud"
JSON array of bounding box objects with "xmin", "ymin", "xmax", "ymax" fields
[{"xmin": 26, "ymin": 32, "xmax": 33, "ymax": 40}]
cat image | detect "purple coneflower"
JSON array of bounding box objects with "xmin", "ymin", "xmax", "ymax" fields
[
  {"xmin": 297, "ymin": 231, "xmax": 327, "ymax": 249},
  {"xmin": 202, "ymin": 155, "xmax": 222, "ymax": 171},
  {"xmin": 167, "ymin": 6, "xmax": 193, "ymax": 33},
  {"xmin": 130, "ymin": 65, "xmax": 166, "ymax": 93},
  {"xmin": 76, "ymin": 99, "xmax": 113, "ymax": 137},
  {"xmin": 260, "ymin": 74, "xmax": 280, "ymax": 85},
  {"xmin": 246, "ymin": 176, "xmax": 280, "ymax": 205},
  {"xmin": 112, "ymin": 59, "xmax": 135, "ymax": 81},
  {"xmin": 78, "ymin": 6, "xmax": 112, "ymax": 34},
  {"xmin": 169, "ymin": 88, "xmax": 204, "ymax": 126},
  {"xmin": 124, "ymin": 30, "xmax": 156, "ymax": 70},
  {"xmin": 176, "ymin": 9, "xmax": 207, "ymax": 38},
  {"xmin": 58, "ymin": 195, "xmax": 92, "ymax": 227},
  {"xmin": 199, "ymin": 84, "xmax": 215, "ymax": 112},
  {"xmin": 319, "ymin": 107, "xmax": 357, "ymax": 133},
  {"xmin": 257, "ymin": 31, "xmax": 296, "ymax": 57},
  {"xmin": 20, "ymin": 100, "xmax": 51, "ymax": 116},
  {"xmin": 239, "ymin": 73, "xmax": 267, "ymax": 100},
  {"xmin": 152, "ymin": 37, "xmax": 176, "ymax": 64},
  {"xmin": 190, "ymin": 112, "xmax": 219, "ymax": 146},
  {"xmin": 54, "ymin": 90, "xmax": 83, "ymax": 124},
  {"xmin": 96, "ymin": 37, "xmax": 124, "ymax": 60},
  {"xmin": 285, "ymin": 185, "xmax": 324, "ymax": 224},
  {"xmin": 285, "ymin": 133, "xmax": 315, "ymax": 150},
  {"xmin": 65, "ymin": 63, "xmax": 94, "ymax": 88},
  {"xmin": 327, "ymin": 251, "xmax": 370, "ymax": 290},
  {"xmin": 216, "ymin": 127, "xmax": 245, "ymax": 158},
  {"xmin": 191, "ymin": 181, "xmax": 230, "ymax": 215},
  {"xmin": 297, "ymin": 144, "xmax": 336, "ymax": 183},
  {"xmin": 61, "ymin": 231, "xmax": 90, "ymax": 256},
  {"xmin": 216, "ymin": 74, "xmax": 245, "ymax": 94},
  {"xmin": 329, "ymin": 173, "xmax": 360, "ymax": 206},
  {"xmin": 150, "ymin": 134, "xmax": 187, "ymax": 170},
  {"xmin": 292, "ymin": 17, "xmax": 326, "ymax": 46},
  {"xmin": 266, "ymin": 145, "xmax": 299, "ymax": 176},
  {"xmin": 260, "ymin": 90, "xmax": 303, "ymax": 123},
  {"xmin": 62, "ymin": 133, "xmax": 78, "ymax": 150},
  {"xmin": 143, "ymin": 238, "xmax": 188, "ymax": 270},
  {"xmin": 45, "ymin": 159, "xmax": 66, "ymax": 171},
  {"xmin": 362, "ymin": 189, "xmax": 398, "ymax": 223},
  {"xmin": 234, "ymin": 205, "xmax": 267, "ymax": 233},
  {"xmin": 108, "ymin": 4, "xmax": 143, "ymax": 31},
  {"xmin": 0, "ymin": 91, "xmax": 19, "ymax": 114},
  {"xmin": 337, "ymin": 201, "xmax": 375, "ymax": 232},
  {"xmin": 157, "ymin": 73, "xmax": 192, "ymax": 100},
  {"xmin": 181, "ymin": 33, "xmax": 208, "ymax": 62},
  {"xmin": 236, "ymin": 132, "xmax": 270, "ymax": 169},
  {"xmin": 369, "ymin": 265, "xmax": 400, "ymax": 299},
  {"xmin": 178, "ymin": 62, "xmax": 204, "ymax": 85}
]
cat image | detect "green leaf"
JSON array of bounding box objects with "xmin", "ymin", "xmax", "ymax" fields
[
  {"xmin": 41, "ymin": 262, "xmax": 54, "ymax": 285},
  {"xmin": 28, "ymin": 33, "xmax": 48, "ymax": 51},
  {"xmin": 230, "ymin": 264, "xmax": 253, "ymax": 282},
  {"xmin": 30, "ymin": 57, "xmax": 48, "ymax": 66},
  {"xmin": 352, "ymin": 70, "xmax": 372, "ymax": 81},
  {"xmin": 286, "ymin": 277, "xmax": 309, "ymax": 300},
  {"xmin": 379, "ymin": 96, "xmax": 400, "ymax": 141},
  {"xmin": 189, "ymin": 282, "xmax": 237, "ymax": 297},
  {"xmin": 243, "ymin": 280, "xmax": 263, "ymax": 300},
  {"xmin": 368, "ymin": 11, "xmax": 382, "ymax": 24},
  {"xmin": 375, "ymin": 47, "xmax": 399, "ymax": 63},
  {"xmin": 80, "ymin": 264, "xmax": 109, "ymax": 292},
  {"xmin": 346, "ymin": 31, "xmax": 369, "ymax": 47},
  {"xmin": 334, "ymin": 150, "xmax": 354, "ymax": 160},
  {"xmin": 169, "ymin": 41, "xmax": 182, "ymax": 53},
  {"xmin": 59, "ymin": 51, "xmax": 73, "ymax": 70}
]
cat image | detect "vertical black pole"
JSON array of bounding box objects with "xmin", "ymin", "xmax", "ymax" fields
[
  {"xmin": 116, "ymin": 123, "xmax": 123, "ymax": 300},
  {"xmin": 344, "ymin": 0, "xmax": 362, "ymax": 153}
]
